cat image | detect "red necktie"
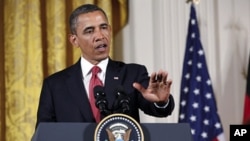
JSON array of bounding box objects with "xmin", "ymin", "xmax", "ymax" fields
[{"xmin": 89, "ymin": 66, "xmax": 103, "ymax": 122}]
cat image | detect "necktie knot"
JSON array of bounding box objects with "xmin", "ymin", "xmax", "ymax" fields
[{"xmin": 91, "ymin": 66, "xmax": 101, "ymax": 76}]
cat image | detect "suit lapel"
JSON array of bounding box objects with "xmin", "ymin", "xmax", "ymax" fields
[
  {"xmin": 104, "ymin": 59, "xmax": 123, "ymax": 109},
  {"xmin": 65, "ymin": 60, "xmax": 95, "ymax": 122}
]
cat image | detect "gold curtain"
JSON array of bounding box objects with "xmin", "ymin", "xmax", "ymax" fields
[{"xmin": 0, "ymin": 0, "xmax": 128, "ymax": 141}]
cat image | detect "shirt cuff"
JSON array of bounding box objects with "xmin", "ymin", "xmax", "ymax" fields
[{"xmin": 154, "ymin": 99, "xmax": 169, "ymax": 108}]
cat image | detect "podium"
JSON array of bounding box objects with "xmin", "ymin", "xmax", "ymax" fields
[{"xmin": 32, "ymin": 122, "xmax": 193, "ymax": 141}]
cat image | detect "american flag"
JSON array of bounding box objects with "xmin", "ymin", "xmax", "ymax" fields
[{"xmin": 178, "ymin": 4, "xmax": 225, "ymax": 141}]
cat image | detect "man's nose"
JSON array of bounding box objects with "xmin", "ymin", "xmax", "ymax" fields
[{"xmin": 95, "ymin": 30, "xmax": 104, "ymax": 41}]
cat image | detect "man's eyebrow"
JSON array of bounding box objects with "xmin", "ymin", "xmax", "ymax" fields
[
  {"xmin": 83, "ymin": 26, "xmax": 94, "ymax": 31},
  {"xmin": 100, "ymin": 23, "xmax": 108, "ymax": 26}
]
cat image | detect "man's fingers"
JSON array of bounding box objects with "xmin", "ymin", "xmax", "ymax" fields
[
  {"xmin": 150, "ymin": 72, "xmax": 157, "ymax": 83},
  {"xmin": 161, "ymin": 71, "xmax": 168, "ymax": 83},
  {"xmin": 155, "ymin": 70, "xmax": 169, "ymax": 84},
  {"xmin": 166, "ymin": 79, "xmax": 173, "ymax": 89},
  {"xmin": 133, "ymin": 82, "xmax": 146, "ymax": 93}
]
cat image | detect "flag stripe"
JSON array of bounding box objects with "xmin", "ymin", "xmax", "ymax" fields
[
  {"xmin": 243, "ymin": 55, "xmax": 250, "ymax": 124},
  {"xmin": 243, "ymin": 56, "xmax": 250, "ymax": 124},
  {"xmin": 243, "ymin": 95, "xmax": 250, "ymax": 124},
  {"xmin": 247, "ymin": 56, "xmax": 250, "ymax": 95}
]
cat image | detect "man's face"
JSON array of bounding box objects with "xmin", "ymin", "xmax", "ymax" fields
[{"xmin": 70, "ymin": 11, "xmax": 111, "ymax": 64}]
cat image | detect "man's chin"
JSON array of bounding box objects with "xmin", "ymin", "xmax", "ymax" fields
[{"xmin": 97, "ymin": 55, "xmax": 109, "ymax": 61}]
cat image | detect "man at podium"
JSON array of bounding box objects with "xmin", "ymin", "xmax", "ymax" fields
[{"xmin": 35, "ymin": 4, "xmax": 175, "ymax": 129}]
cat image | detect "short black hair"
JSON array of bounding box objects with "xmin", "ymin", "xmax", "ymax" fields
[{"xmin": 69, "ymin": 4, "xmax": 108, "ymax": 34}]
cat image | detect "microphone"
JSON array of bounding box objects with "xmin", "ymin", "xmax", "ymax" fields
[
  {"xmin": 113, "ymin": 85, "xmax": 130, "ymax": 114},
  {"xmin": 94, "ymin": 85, "xmax": 110, "ymax": 116}
]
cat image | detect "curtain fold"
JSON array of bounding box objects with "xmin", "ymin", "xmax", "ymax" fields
[
  {"xmin": 0, "ymin": 0, "xmax": 128, "ymax": 141},
  {"xmin": 0, "ymin": 0, "xmax": 5, "ymax": 140},
  {"xmin": 46, "ymin": 0, "xmax": 67, "ymax": 74},
  {"xmin": 4, "ymin": 0, "xmax": 43, "ymax": 141}
]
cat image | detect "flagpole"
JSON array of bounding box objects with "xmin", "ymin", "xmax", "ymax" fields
[{"xmin": 186, "ymin": 0, "xmax": 200, "ymax": 4}]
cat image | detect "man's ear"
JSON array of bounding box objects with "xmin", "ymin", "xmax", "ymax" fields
[{"xmin": 68, "ymin": 34, "xmax": 79, "ymax": 47}]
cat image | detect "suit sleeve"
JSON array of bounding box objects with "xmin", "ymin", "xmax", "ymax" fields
[{"xmin": 36, "ymin": 79, "xmax": 56, "ymax": 128}]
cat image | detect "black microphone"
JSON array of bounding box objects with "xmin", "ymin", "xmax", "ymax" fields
[
  {"xmin": 94, "ymin": 85, "xmax": 110, "ymax": 116},
  {"xmin": 113, "ymin": 85, "xmax": 130, "ymax": 114}
]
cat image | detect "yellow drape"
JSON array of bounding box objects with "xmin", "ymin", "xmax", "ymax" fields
[{"xmin": 0, "ymin": 0, "xmax": 128, "ymax": 141}]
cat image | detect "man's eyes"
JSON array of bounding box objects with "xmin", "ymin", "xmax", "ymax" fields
[
  {"xmin": 84, "ymin": 29, "xmax": 94, "ymax": 34},
  {"xmin": 83, "ymin": 26, "xmax": 108, "ymax": 34},
  {"xmin": 101, "ymin": 25, "xmax": 108, "ymax": 29}
]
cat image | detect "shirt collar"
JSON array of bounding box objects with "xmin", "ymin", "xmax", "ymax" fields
[{"xmin": 80, "ymin": 57, "xmax": 109, "ymax": 78}]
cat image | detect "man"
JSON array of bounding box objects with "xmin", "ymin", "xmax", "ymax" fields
[{"xmin": 36, "ymin": 4, "xmax": 174, "ymax": 128}]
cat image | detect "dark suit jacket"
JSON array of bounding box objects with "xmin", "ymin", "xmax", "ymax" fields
[{"xmin": 36, "ymin": 58, "xmax": 174, "ymax": 128}]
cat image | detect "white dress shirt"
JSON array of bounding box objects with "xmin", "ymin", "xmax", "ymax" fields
[{"xmin": 80, "ymin": 57, "xmax": 109, "ymax": 98}]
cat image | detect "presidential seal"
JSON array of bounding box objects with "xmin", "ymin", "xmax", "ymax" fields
[{"xmin": 94, "ymin": 113, "xmax": 144, "ymax": 141}]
